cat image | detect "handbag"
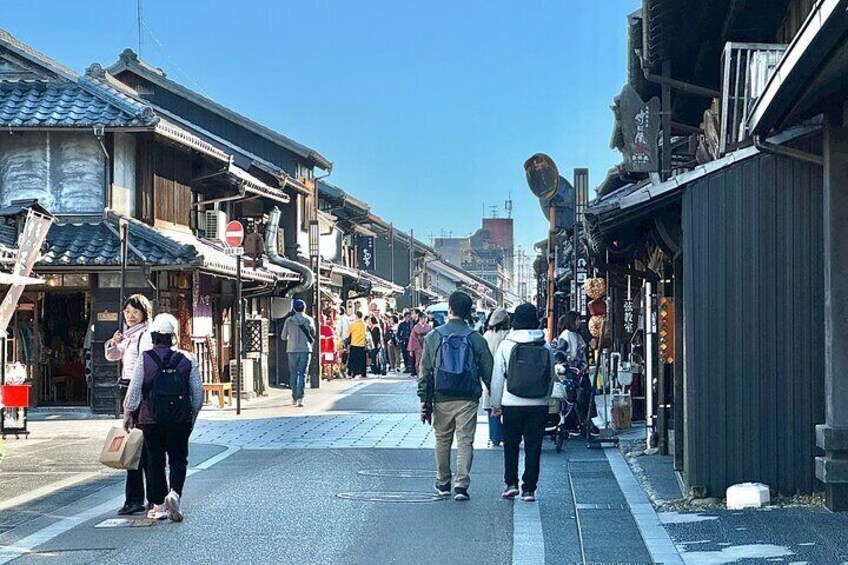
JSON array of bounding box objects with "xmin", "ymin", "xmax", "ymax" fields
[
  {"xmin": 551, "ymin": 380, "xmax": 568, "ymax": 400},
  {"xmin": 99, "ymin": 426, "xmax": 144, "ymax": 470}
]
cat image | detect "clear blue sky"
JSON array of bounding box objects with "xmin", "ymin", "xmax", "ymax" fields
[{"xmin": 3, "ymin": 0, "xmax": 638, "ymax": 253}]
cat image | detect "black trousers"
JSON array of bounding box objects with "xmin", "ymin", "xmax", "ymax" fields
[
  {"xmin": 348, "ymin": 346, "xmax": 367, "ymax": 378},
  {"xmin": 400, "ymin": 342, "xmax": 411, "ymax": 372},
  {"xmin": 141, "ymin": 423, "xmax": 192, "ymax": 505},
  {"xmin": 502, "ymin": 405, "xmax": 548, "ymax": 493},
  {"xmin": 117, "ymin": 382, "xmax": 150, "ymax": 506},
  {"xmin": 369, "ymin": 348, "xmax": 383, "ymax": 374}
]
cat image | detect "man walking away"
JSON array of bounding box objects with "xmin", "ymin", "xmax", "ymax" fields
[
  {"xmin": 491, "ymin": 303, "xmax": 555, "ymax": 503},
  {"xmin": 419, "ymin": 291, "xmax": 493, "ymax": 501},
  {"xmin": 280, "ymin": 299, "xmax": 315, "ymax": 407}
]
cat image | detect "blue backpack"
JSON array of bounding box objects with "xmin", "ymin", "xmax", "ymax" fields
[{"xmin": 434, "ymin": 326, "xmax": 479, "ymax": 396}]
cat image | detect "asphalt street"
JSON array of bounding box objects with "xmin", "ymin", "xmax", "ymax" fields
[{"xmin": 0, "ymin": 376, "xmax": 660, "ymax": 565}]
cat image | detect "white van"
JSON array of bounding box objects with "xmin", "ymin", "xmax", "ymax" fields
[{"xmin": 425, "ymin": 302, "xmax": 487, "ymax": 331}]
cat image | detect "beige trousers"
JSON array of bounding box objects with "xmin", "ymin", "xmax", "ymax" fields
[{"xmin": 433, "ymin": 400, "xmax": 479, "ymax": 489}]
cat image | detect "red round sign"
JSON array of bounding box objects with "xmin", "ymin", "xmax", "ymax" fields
[{"xmin": 225, "ymin": 220, "xmax": 245, "ymax": 247}]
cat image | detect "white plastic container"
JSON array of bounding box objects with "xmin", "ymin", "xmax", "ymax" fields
[{"xmin": 726, "ymin": 482, "xmax": 770, "ymax": 510}]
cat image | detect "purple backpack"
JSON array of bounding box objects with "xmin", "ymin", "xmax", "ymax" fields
[{"xmin": 434, "ymin": 326, "xmax": 479, "ymax": 396}]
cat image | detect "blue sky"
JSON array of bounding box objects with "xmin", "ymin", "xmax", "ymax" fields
[{"xmin": 3, "ymin": 0, "xmax": 638, "ymax": 253}]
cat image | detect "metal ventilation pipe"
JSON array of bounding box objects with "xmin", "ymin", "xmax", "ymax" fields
[{"xmin": 265, "ymin": 206, "xmax": 314, "ymax": 294}]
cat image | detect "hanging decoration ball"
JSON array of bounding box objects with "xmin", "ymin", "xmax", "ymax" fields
[
  {"xmin": 589, "ymin": 315, "xmax": 606, "ymax": 338},
  {"xmin": 584, "ymin": 277, "xmax": 607, "ymax": 299},
  {"xmin": 588, "ymin": 298, "xmax": 607, "ymax": 317}
]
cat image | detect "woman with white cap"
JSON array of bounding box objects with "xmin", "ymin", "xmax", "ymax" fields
[
  {"xmin": 482, "ymin": 308, "xmax": 510, "ymax": 447},
  {"xmin": 123, "ymin": 313, "xmax": 203, "ymax": 522}
]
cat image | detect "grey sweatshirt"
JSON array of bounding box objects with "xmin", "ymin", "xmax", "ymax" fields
[{"xmin": 280, "ymin": 312, "xmax": 316, "ymax": 353}]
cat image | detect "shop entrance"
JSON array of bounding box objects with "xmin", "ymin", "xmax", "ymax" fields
[{"xmin": 39, "ymin": 291, "xmax": 89, "ymax": 406}]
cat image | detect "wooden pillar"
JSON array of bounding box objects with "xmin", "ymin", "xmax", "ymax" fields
[{"xmin": 674, "ymin": 253, "xmax": 685, "ymax": 471}]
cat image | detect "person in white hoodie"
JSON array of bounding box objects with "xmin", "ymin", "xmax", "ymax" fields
[
  {"xmin": 491, "ymin": 303, "xmax": 555, "ymax": 502},
  {"xmin": 482, "ymin": 308, "xmax": 510, "ymax": 447}
]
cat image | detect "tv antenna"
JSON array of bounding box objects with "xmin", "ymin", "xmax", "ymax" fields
[
  {"xmin": 489, "ymin": 205, "xmax": 498, "ymax": 218},
  {"xmin": 505, "ymin": 192, "xmax": 513, "ymax": 218}
]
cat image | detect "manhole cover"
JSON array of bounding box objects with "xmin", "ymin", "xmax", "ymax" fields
[
  {"xmin": 336, "ymin": 491, "xmax": 445, "ymax": 503},
  {"xmin": 357, "ymin": 469, "xmax": 434, "ymax": 478}
]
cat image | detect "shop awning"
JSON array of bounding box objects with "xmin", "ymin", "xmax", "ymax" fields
[{"xmin": 359, "ymin": 272, "xmax": 404, "ymax": 296}]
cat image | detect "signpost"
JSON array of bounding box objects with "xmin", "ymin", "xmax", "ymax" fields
[{"xmin": 225, "ymin": 221, "xmax": 244, "ymax": 415}]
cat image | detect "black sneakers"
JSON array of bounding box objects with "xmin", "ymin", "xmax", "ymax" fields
[
  {"xmin": 435, "ymin": 482, "xmax": 451, "ymax": 497},
  {"xmin": 522, "ymin": 491, "xmax": 536, "ymax": 502},
  {"xmin": 502, "ymin": 485, "xmax": 520, "ymax": 499},
  {"xmin": 117, "ymin": 503, "xmax": 145, "ymax": 516},
  {"xmin": 454, "ymin": 487, "xmax": 470, "ymax": 501}
]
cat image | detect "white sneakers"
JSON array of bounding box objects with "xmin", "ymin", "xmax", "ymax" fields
[
  {"xmin": 147, "ymin": 504, "xmax": 168, "ymax": 520},
  {"xmin": 164, "ymin": 490, "xmax": 183, "ymax": 522}
]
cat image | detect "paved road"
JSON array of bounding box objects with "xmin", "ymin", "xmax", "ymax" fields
[{"xmin": 0, "ymin": 376, "xmax": 670, "ymax": 564}]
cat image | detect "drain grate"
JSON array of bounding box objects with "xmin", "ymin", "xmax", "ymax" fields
[
  {"xmin": 357, "ymin": 469, "xmax": 433, "ymax": 478},
  {"xmin": 336, "ymin": 491, "xmax": 445, "ymax": 503}
]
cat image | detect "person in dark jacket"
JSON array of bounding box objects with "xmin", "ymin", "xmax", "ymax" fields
[
  {"xmin": 397, "ymin": 312, "xmax": 412, "ymax": 374},
  {"xmin": 123, "ymin": 313, "xmax": 203, "ymax": 522},
  {"xmin": 368, "ymin": 316, "xmax": 384, "ymax": 375},
  {"xmin": 418, "ymin": 291, "xmax": 494, "ymax": 501}
]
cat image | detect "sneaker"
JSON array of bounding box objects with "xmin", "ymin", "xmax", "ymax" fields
[
  {"xmin": 164, "ymin": 491, "xmax": 183, "ymax": 522},
  {"xmin": 117, "ymin": 502, "xmax": 145, "ymax": 516},
  {"xmin": 434, "ymin": 482, "xmax": 451, "ymax": 497},
  {"xmin": 297, "ymin": 399, "xmax": 304, "ymax": 407},
  {"xmin": 522, "ymin": 491, "xmax": 536, "ymax": 502},
  {"xmin": 454, "ymin": 487, "xmax": 470, "ymax": 501},
  {"xmin": 502, "ymin": 485, "xmax": 519, "ymax": 499},
  {"xmin": 146, "ymin": 503, "xmax": 168, "ymax": 520}
]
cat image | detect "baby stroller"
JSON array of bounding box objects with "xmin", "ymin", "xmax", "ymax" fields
[{"xmin": 550, "ymin": 351, "xmax": 595, "ymax": 452}]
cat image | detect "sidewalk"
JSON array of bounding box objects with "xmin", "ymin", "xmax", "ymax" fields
[{"xmin": 622, "ymin": 426, "xmax": 848, "ymax": 563}]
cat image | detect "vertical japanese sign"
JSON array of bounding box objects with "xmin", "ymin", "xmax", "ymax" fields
[
  {"xmin": 356, "ymin": 235, "xmax": 376, "ymax": 273},
  {"xmin": 0, "ymin": 211, "xmax": 53, "ymax": 333},
  {"xmin": 614, "ymin": 85, "xmax": 661, "ymax": 174}
]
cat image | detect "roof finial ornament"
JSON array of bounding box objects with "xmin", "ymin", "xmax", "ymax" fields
[
  {"xmin": 85, "ymin": 63, "xmax": 106, "ymax": 79},
  {"xmin": 119, "ymin": 48, "xmax": 140, "ymax": 64}
]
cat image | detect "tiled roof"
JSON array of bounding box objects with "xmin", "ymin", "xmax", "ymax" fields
[
  {"xmin": 0, "ymin": 80, "xmax": 153, "ymax": 128},
  {"xmin": 40, "ymin": 221, "xmax": 194, "ymax": 268},
  {"xmin": 38, "ymin": 212, "xmax": 299, "ymax": 283}
]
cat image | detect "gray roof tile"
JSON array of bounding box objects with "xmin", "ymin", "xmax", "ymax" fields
[{"xmin": 0, "ymin": 80, "xmax": 151, "ymax": 127}]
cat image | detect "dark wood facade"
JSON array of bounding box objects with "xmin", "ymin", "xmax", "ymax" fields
[{"xmin": 681, "ymin": 146, "xmax": 825, "ymax": 495}]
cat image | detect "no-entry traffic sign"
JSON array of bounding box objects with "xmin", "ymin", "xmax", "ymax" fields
[{"xmin": 225, "ymin": 220, "xmax": 245, "ymax": 247}]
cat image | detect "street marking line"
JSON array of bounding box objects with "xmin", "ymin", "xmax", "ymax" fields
[
  {"xmin": 603, "ymin": 447, "xmax": 684, "ymax": 565},
  {"xmin": 0, "ymin": 445, "xmax": 241, "ymax": 564},
  {"xmin": 512, "ymin": 498, "xmax": 545, "ymax": 565},
  {"xmin": 567, "ymin": 469, "xmax": 588, "ymax": 565},
  {"xmin": 0, "ymin": 472, "xmax": 102, "ymax": 513}
]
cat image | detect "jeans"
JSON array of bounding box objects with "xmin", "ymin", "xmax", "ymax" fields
[
  {"xmin": 288, "ymin": 352, "xmax": 311, "ymax": 400},
  {"xmin": 485, "ymin": 408, "xmax": 503, "ymax": 443},
  {"xmin": 433, "ymin": 400, "xmax": 479, "ymax": 489},
  {"xmin": 142, "ymin": 423, "xmax": 192, "ymax": 505},
  {"xmin": 502, "ymin": 405, "xmax": 548, "ymax": 493}
]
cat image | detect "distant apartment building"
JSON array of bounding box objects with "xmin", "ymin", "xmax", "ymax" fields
[{"xmin": 435, "ymin": 216, "xmax": 514, "ymax": 296}]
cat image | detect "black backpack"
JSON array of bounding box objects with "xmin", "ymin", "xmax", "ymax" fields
[
  {"xmin": 506, "ymin": 339, "xmax": 552, "ymax": 399},
  {"xmin": 145, "ymin": 350, "xmax": 192, "ymax": 424}
]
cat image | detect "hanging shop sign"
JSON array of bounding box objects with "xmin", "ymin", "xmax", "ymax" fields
[
  {"xmin": 356, "ymin": 235, "xmax": 376, "ymax": 272},
  {"xmin": 614, "ymin": 85, "xmax": 661, "ymax": 174},
  {"xmin": 0, "ymin": 211, "xmax": 53, "ymax": 333},
  {"xmin": 659, "ymin": 297, "xmax": 675, "ymax": 364}
]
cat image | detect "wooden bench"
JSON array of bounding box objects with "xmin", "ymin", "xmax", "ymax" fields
[{"xmin": 203, "ymin": 382, "xmax": 233, "ymax": 408}]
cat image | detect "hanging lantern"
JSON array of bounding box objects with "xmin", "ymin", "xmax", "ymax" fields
[{"xmin": 588, "ymin": 298, "xmax": 607, "ymax": 317}]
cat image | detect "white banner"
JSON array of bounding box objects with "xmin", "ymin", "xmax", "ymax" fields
[{"xmin": 0, "ymin": 211, "xmax": 53, "ymax": 333}]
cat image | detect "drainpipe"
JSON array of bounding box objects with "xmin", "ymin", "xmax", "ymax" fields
[{"xmin": 265, "ymin": 206, "xmax": 313, "ymax": 294}]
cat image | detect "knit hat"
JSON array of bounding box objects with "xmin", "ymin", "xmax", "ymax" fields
[
  {"xmin": 488, "ymin": 307, "xmax": 509, "ymax": 327},
  {"xmin": 149, "ymin": 313, "xmax": 178, "ymax": 335},
  {"xmin": 293, "ymin": 299, "xmax": 306, "ymax": 312},
  {"xmin": 512, "ymin": 303, "xmax": 539, "ymax": 331}
]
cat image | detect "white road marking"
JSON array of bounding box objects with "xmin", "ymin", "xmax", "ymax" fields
[
  {"xmin": 0, "ymin": 446, "xmax": 240, "ymax": 564},
  {"xmin": 0, "ymin": 472, "xmax": 101, "ymax": 513},
  {"xmin": 512, "ymin": 497, "xmax": 546, "ymax": 565}
]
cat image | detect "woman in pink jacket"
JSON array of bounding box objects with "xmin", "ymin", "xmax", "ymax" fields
[
  {"xmin": 406, "ymin": 310, "xmax": 431, "ymax": 376},
  {"xmin": 104, "ymin": 294, "xmax": 153, "ymax": 516}
]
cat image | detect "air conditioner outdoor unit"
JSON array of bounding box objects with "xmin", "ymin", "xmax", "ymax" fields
[
  {"xmin": 203, "ymin": 210, "xmax": 227, "ymax": 241},
  {"xmin": 229, "ymin": 358, "xmax": 256, "ymax": 398}
]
